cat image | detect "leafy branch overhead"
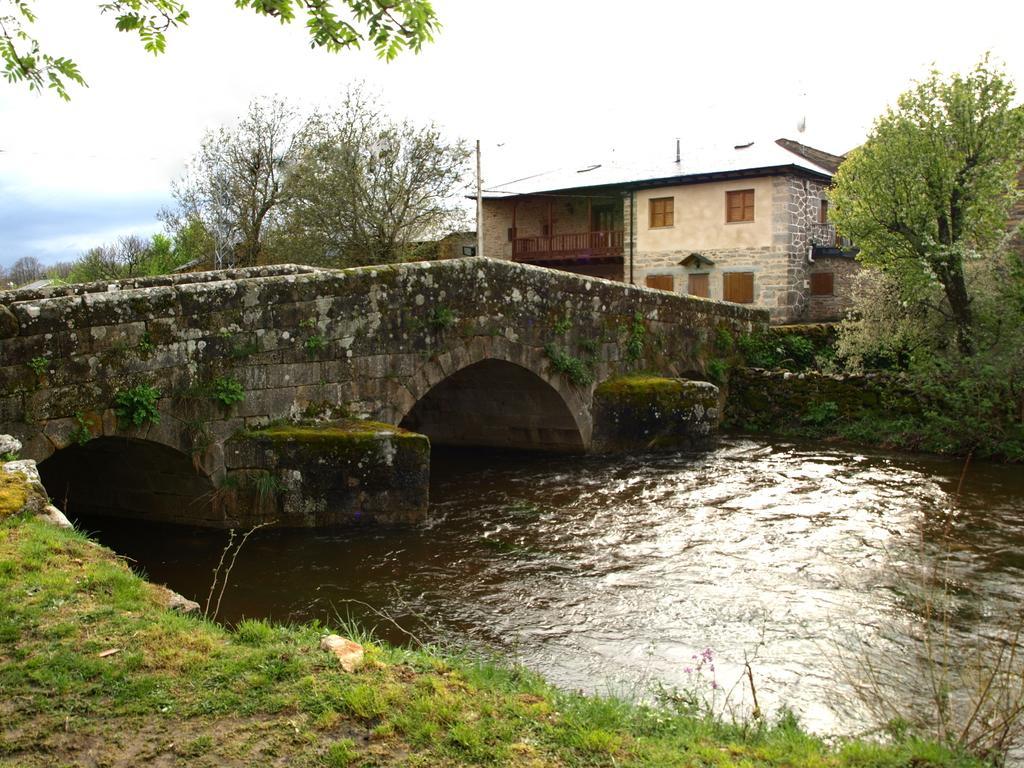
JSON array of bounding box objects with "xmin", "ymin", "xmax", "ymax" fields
[{"xmin": 0, "ymin": 0, "xmax": 439, "ymax": 100}]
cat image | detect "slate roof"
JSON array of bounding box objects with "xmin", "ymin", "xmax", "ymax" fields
[{"xmin": 483, "ymin": 138, "xmax": 843, "ymax": 199}]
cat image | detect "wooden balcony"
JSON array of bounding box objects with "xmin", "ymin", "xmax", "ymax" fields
[{"xmin": 512, "ymin": 230, "xmax": 623, "ymax": 262}]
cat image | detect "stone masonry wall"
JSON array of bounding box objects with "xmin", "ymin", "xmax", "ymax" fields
[
  {"xmin": 630, "ymin": 174, "xmax": 835, "ymax": 324},
  {"xmin": 0, "ymin": 258, "xmax": 767, "ymax": 484},
  {"xmin": 806, "ymin": 255, "xmax": 860, "ymax": 322}
]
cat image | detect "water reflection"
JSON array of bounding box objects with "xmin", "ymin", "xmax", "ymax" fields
[{"xmin": 75, "ymin": 438, "xmax": 1024, "ymax": 734}]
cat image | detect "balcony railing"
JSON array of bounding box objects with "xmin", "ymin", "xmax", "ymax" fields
[{"xmin": 512, "ymin": 230, "xmax": 623, "ymax": 261}]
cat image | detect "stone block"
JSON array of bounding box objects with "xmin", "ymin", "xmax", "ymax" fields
[
  {"xmin": 590, "ymin": 375, "xmax": 719, "ymax": 453},
  {"xmin": 224, "ymin": 421, "xmax": 429, "ymax": 527}
]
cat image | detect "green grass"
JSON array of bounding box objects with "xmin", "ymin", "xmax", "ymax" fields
[{"xmin": 0, "ymin": 477, "xmax": 993, "ymax": 767}]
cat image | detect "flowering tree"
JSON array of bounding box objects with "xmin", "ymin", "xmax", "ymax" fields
[{"xmin": 830, "ymin": 57, "xmax": 1024, "ymax": 355}]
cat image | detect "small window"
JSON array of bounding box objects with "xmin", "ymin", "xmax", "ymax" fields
[
  {"xmin": 687, "ymin": 273, "xmax": 710, "ymax": 298},
  {"xmin": 645, "ymin": 274, "xmax": 674, "ymax": 292},
  {"xmin": 819, "ymin": 199, "xmax": 829, "ymax": 224},
  {"xmin": 723, "ymin": 272, "xmax": 754, "ymax": 303},
  {"xmin": 726, "ymin": 190, "xmax": 755, "ymax": 223},
  {"xmin": 541, "ymin": 223, "xmax": 551, "ymax": 237},
  {"xmin": 649, "ymin": 197, "xmax": 674, "ymax": 228},
  {"xmin": 507, "ymin": 227, "xmax": 517, "ymax": 242},
  {"xmin": 810, "ymin": 272, "xmax": 834, "ymax": 296}
]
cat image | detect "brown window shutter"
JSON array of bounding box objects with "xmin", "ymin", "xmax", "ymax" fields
[
  {"xmin": 819, "ymin": 199, "xmax": 829, "ymax": 224},
  {"xmin": 649, "ymin": 197, "xmax": 674, "ymax": 228},
  {"xmin": 726, "ymin": 189, "xmax": 755, "ymax": 223},
  {"xmin": 645, "ymin": 274, "xmax": 675, "ymax": 292},
  {"xmin": 810, "ymin": 272, "xmax": 834, "ymax": 296},
  {"xmin": 723, "ymin": 272, "xmax": 754, "ymax": 303},
  {"xmin": 687, "ymin": 273, "xmax": 710, "ymax": 298}
]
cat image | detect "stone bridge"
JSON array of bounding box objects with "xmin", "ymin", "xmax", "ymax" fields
[{"xmin": 0, "ymin": 258, "xmax": 765, "ymax": 527}]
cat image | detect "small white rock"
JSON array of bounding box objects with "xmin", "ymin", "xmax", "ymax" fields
[
  {"xmin": 320, "ymin": 634, "xmax": 365, "ymax": 673},
  {"xmin": 0, "ymin": 434, "xmax": 22, "ymax": 455}
]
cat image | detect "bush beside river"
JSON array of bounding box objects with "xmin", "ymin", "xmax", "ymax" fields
[{"xmin": 719, "ymin": 326, "xmax": 1024, "ymax": 463}]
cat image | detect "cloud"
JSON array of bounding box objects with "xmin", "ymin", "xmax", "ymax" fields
[{"xmin": 0, "ymin": 187, "xmax": 169, "ymax": 266}]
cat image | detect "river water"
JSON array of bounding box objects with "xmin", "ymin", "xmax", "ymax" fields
[{"xmin": 75, "ymin": 437, "xmax": 1024, "ymax": 735}]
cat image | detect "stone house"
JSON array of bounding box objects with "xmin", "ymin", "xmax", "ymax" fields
[{"xmin": 481, "ymin": 138, "xmax": 858, "ymax": 323}]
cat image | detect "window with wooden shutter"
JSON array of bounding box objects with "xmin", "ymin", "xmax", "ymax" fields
[
  {"xmin": 810, "ymin": 272, "xmax": 834, "ymax": 296},
  {"xmin": 649, "ymin": 197, "xmax": 674, "ymax": 228},
  {"xmin": 726, "ymin": 190, "xmax": 755, "ymax": 223},
  {"xmin": 645, "ymin": 274, "xmax": 674, "ymax": 292},
  {"xmin": 819, "ymin": 199, "xmax": 829, "ymax": 224},
  {"xmin": 687, "ymin": 273, "xmax": 710, "ymax": 298},
  {"xmin": 723, "ymin": 272, "xmax": 754, "ymax": 303}
]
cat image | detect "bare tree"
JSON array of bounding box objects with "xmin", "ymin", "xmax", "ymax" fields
[
  {"xmin": 169, "ymin": 97, "xmax": 304, "ymax": 268},
  {"xmin": 277, "ymin": 86, "xmax": 471, "ymax": 267},
  {"xmin": 68, "ymin": 236, "xmax": 154, "ymax": 282},
  {"xmin": 8, "ymin": 256, "xmax": 44, "ymax": 286}
]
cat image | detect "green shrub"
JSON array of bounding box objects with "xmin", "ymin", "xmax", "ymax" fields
[
  {"xmin": 114, "ymin": 384, "xmax": 161, "ymax": 427},
  {"xmin": 625, "ymin": 312, "xmax": 646, "ymax": 363},
  {"xmin": 211, "ymin": 376, "xmax": 245, "ymax": 407},
  {"xmin": 543, "ymin": 344, "xmax": 593, "ymax": 387},
  {"xmin": 706, "ymin": 359, "xmax": 728, "ymax": 384},
  {"xmin": 428, "ymin": 306, "xmax": 455, "ymax": 330},
  {"xmin": 69, "ymin": 411, "xmax": 94, "ymax": 446},
  {"xmin": 27, "ymin": 357, "xmax": 48, "ymax": 378},
  {"xmin": 304, "ymin": 335, "xmax": 326, "ymax": 355},
  {"xmin": 802, "ymin": 400, "xmax": 840, "ymax": 426}
]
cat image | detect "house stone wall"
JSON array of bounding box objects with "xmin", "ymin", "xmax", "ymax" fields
[
  {"xmin": 480, "ymin": 193, "xmax": 618, "ymax": 262},
  {"xmin": 806, "ymin": 255, "xmax": 860, "ymax": 322},
  {"xmin": 485, "ymin": 172, "xmax": 841, "ymax": 323}
]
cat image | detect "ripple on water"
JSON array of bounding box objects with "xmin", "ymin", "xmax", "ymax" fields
[{"xmin": 74, "ymin": 437, "xmax": 1024, "ymax": 736}]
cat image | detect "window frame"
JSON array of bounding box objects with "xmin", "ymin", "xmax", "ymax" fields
[
  {"xmin": 687, "ymin": 272, "xmax": 710, "ymax": 298},
  {"xmin": 648, "ymin": 196, "xmax": 675, "ymax": 229},
  {"xmin": 810, "ymin": 272, "xmax": 834, "ymax": 296},
  {"xmin": 723, "ymin": 271, "xmax": 755, "ymax": 304},
  {"xmin": 819, "ymin": 199, "xmax": 829, "ymax": 225},
  {"xmin": 725, "ymin": 189, "xmax": 755, "ymax": 224},
  {"xmin": 645, "ymin": 273, "xmax": 675, "ymax": 292}
]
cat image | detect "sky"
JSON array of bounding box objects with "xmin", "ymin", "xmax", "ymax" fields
[{"xmin": 1, "ymin": 0, "xmax": 1023, "ymax": 268}]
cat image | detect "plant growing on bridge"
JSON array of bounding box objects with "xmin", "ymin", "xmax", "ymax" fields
[
  {"xmin": 304, "ymin": 334, "xmax": 326, "ymax": 355},
  {"xmin": 26, "ymin": 356, "xmax": 48, "ymax": 379},
  {"xmin": 69, "ymin": 411, "xmax": 95, "ymax": 446},
  {"xmin": 137, "ymin": 331, "xmax": 156, "ymax": 357},
  {"xmin": 428, "ymin": 306, "xmax": 455, "ymax": 331},
  {"xmin": 544, "ymin": 343, "xmax": 593, "ymax": 387},
  {"xmin": 114, "ymin": 384, "xmax": 161, "ymax": 428},
  {"xmin": 624, "ymin": 312, "xmax": 646, "ymax": 364},
  {"xmin": 211, "ymin": 376, "xmax": 245, "ymax": 408}
]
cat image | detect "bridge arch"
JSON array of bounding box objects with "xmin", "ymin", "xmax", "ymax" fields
[
  {"xmin": 38, "ymin": 436, "xmax": 216, "ymax": 526},
  {"xmin": 395, "ymin": 338, "xmax": 592, "ymax": 453}
]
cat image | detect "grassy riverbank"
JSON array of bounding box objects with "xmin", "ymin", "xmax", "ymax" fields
[{"xmin": 0, "ymin": 490, "xmax": 989, "ymax": 767}]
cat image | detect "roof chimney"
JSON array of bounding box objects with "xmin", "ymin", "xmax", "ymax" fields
[{"xmin": 675, "ymin": 138, "xmax": 680, "ymax": 163}]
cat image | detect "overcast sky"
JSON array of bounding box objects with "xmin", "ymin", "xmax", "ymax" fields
[{"xmin": 2, "ymin": 0, "xmax": 1023, "ymax": 267}]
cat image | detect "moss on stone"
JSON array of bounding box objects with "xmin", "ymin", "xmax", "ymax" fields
[
  {"xmin": 0, "ymin": 471, "xmax": 29, "ymax": 518},
  {"xmin": 595, "ymin": 375, "xmax": 714, "ymax": 412},
  {"xmin": 248, "ymin": 419, "xmax": 421, "ymax": 443}
]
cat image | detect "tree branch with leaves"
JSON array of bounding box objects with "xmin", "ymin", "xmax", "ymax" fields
[
  {"xmin": 830, "ymin": 56, "xmax": 1024, "ymax": 355},
  {"xmin": 1, "ymin": 0, "xmax": 438, "ymax": 100}
]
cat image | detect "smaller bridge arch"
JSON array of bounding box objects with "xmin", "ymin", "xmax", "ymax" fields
[
  {"xmin": 38, "ymin": 436, "xmax": 216, "ymax": 526},
  {"xmin": 393, "ymin": 337, "xmax": 592, "ymax": 453}
]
